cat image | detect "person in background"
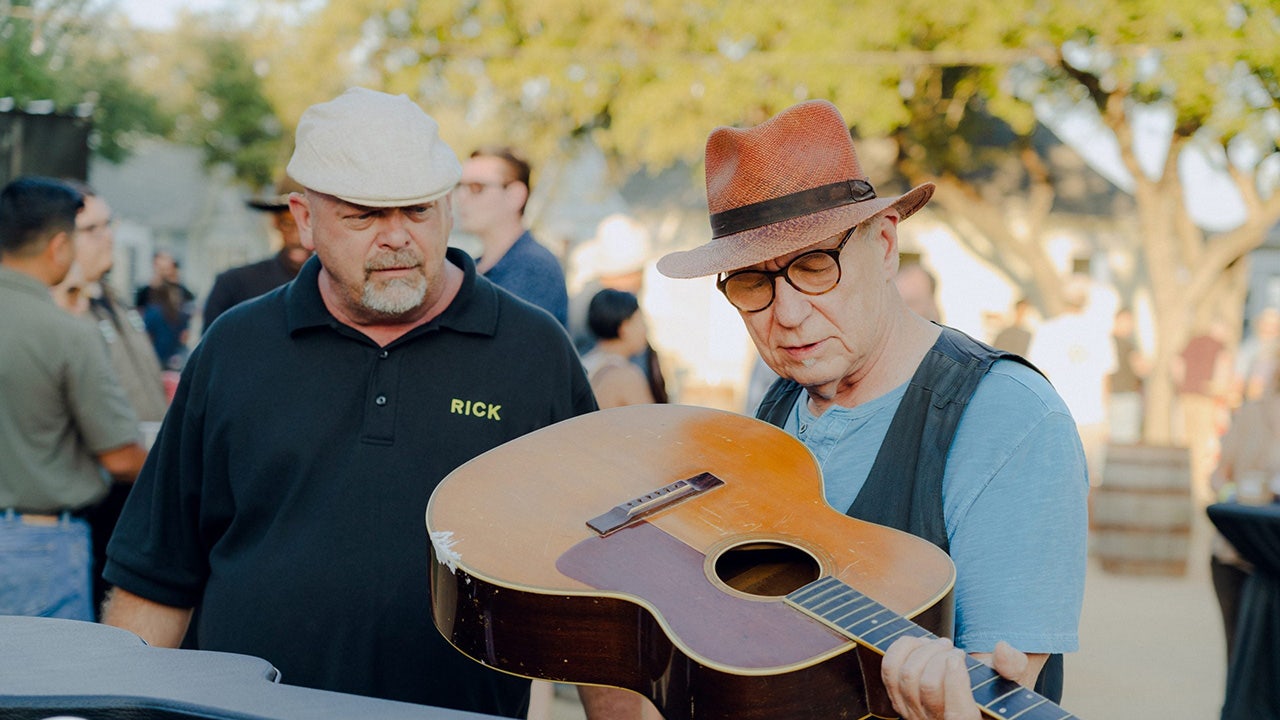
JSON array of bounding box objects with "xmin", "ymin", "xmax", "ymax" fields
[
  {"xmin": 201, "ymin": 175, "xmax": 313, "ymax": 334},
  {"xmin": 100, "ymin": 88, "xmax": 603, "ymax": 719},
  {"xmin": 1176, "ymin": 321, "xmax": 1232, "ymax": 503},
  {"xmin": 992, "ymin": 296, "xmax": 1034, "ymax": 357},
  {"xmin": 452, "ymin": 145, "xmax": 568, "ymax": 325},
  {"xmin": 654, "ymin": 100, "xmax": 1086, "ymax": 720},
  {"xmin": 894, "ymin": 261, "xmax": 941, "ymax": 323},
  {"xmin": 1026, "ymin": 276, "xmax": 1116, "ymax": 488},
  {"xmin": 141, "ymin": 279, "xmax": 192, "ymax": 370},
  {"xmin": 581, "ymin": 289, "xmax": 655, "ymax": 408},
  {"xmin": 1232, "ymin": 307, "xmax": 1280, "ymax": 406},
  {"xmin": 0, "ymin": 176, "xmax": 148, "ymax": 621},
  {"xmin": 53, "ymin": 180, "xmax": 169, "ymax": 616},
  {"xmin": 134, "ymin": 249, "xmax": 193, "ymax": 310},
  {"xmin": 1107, "ymin": 306, "xmax": 1147, "ymax": 445},
  {"xmin": 1205, "ymin": 367, "xmax": 1280, "ymax": 669},
  {"xmin": 568, "ymin": 214, "xmax": 669, "ymax": 404}
]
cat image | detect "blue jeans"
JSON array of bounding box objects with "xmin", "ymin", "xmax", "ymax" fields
[{"xmin": 0, "ymin": 511, "xmax": 94, "ymax": 621}]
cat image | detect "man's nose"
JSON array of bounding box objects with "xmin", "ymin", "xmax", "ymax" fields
[
  {"xmin": 377, "ymin": 213, "xmax": 414, "ymax": 246},
  {"xmin": 769, "ymin": 277, "xmax": 811, "ymax": 326}
]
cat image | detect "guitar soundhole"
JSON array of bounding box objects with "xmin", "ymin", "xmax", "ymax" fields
[{"xmin": 713, "ymin": 542, "xmax": 820, "ymax": 598}]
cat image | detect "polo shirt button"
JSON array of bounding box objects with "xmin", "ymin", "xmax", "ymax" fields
[
  {"xmin": 375, "ymin": 395, "xmax": 388, "ymax": 406},
  {"xmin": 379, "ymin": 350, "xmax": 389, "ymax": 359}
]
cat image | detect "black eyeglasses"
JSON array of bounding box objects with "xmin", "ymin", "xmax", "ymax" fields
[
  {"xmin": 454, "ymin": 181, "xmax": 512, "ymax": 195},
  {"xmin": 716, "ymin": 227, "xmax": 856, "ymax": 312}
]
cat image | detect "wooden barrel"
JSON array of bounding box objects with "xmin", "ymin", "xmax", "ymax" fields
[{"xmin": 1090, "ymin": 443, "xmax": 1193, "ymax": 576}]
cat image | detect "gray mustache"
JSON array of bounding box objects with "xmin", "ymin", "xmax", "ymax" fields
[{"xmin": 366, "ymin": 250, "xmax": 422, "ymax": 271}]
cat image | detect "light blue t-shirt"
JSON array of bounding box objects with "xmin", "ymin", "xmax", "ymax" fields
[{"xmin": 784, "ymin": 359, "xmax": 1088, "ymax": 654}]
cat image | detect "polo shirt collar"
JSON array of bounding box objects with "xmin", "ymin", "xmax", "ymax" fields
[
  {"xmin": 284, "ymin": 247, "xmax": 499, "ymax": 339},
  {"xmin": 0, "ymin": 265, "xmax": 54, "ymax": 303}
]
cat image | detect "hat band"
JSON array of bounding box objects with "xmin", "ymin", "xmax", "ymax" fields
[{"xmin": 710, "ymin": 179, "xmax": 876, "ymax": 238}]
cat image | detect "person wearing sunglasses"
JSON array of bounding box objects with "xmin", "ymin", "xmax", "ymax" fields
[
  {"xmin": 656, "ymin": 100, "xmax": 1088, "ymax": 720},
  {"xmin": 452, "ymin": 146, "xmax": 569, "ymax": 327}
]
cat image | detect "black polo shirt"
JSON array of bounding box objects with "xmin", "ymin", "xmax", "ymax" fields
[{"xmin": 105, "ymin": 249, "xmax": 596, "ymax": 717}]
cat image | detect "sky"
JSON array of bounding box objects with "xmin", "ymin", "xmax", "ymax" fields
[{"xmin": 110, "ymin": 0, "xmax": 242, "ymax": 29}]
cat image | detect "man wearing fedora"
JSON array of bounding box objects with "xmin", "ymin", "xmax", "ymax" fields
[
  {"xmin": 200, "ymin": 174, "xmax": 313, "ymax": 334},
  {"xmin": 101, "ymin": 88, "xmax": 597, "ymax": 718},
  {"xmin": 657, "ymin": 100, "xmax": 1088, "ymax": 719}
]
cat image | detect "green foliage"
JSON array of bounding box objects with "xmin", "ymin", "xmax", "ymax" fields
[
  {"xmin": 337, "ymin": 2, "xmax": 1263, "ymax": 181},
  {"xmin": 72, "ymin": 51, "xmax": 174, "ymax": 162},
  {"xmin": 1, "ymin": 0, "xmax": 172, "ymax": 164},
  {"xmin": 263, "ymin": 2, "xmax": 1094, "ymax": 178},
  {"xmin": 185, "ymin": 33, "xmax": 284, "ymax": 189}
]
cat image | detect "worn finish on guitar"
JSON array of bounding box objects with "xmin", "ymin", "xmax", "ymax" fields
[{"xmin": 427, "ymin": 404, "xmax": 957, "ymax": 719}]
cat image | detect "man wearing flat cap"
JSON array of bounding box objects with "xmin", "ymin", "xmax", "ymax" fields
[
  {"xmin": 102, "ymin": 87, "xmax": 597, "ymax": 718},
  {"xmin": 200, "ymin": 174, "xmax": 313, "ymax": 334},
  {"xmin": 657, "ymin": 100, "xmax": 1087, "ymax": 720}
]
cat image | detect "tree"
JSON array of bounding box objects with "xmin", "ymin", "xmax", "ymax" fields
[
  {"xmin": 272, "ymin": 1, "xmax": 1279, "ymax": 444},
  {"xmin": 184, "ymin": 31, "xmax": 285, "ymax": 190},
  {"xmin": 1, "ymin": 0, "xmax": 172, "ymax": 162},
  {"xmin": 1012, "ymin": 1, "xmax": 1280, "ymax": 444},
  {"xmin": 116, "ymin": 11, "xmax": 289, "ymax": 190},
  {"xmin": 738, "ymin": 0, "xmax": 1280, "ymax": 445}
]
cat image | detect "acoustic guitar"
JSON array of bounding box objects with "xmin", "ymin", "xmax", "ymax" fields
[{"xmin": 427, "ymin": 404, "xmax": 1077, "ymax": 719}]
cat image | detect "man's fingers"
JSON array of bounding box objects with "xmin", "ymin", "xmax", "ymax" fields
[
  {"xmin": 944, "ymin": 649, "xmax": 980, "ymax": 718},
  {"xmin": 883, "ymin": 636, "xmax": 977, "ymax": 720},
  {"xmin": 882, "ymin": 635, "xmax": 925, "ymax": 714},
  {"xmin": 991, "ymin": 640, "xmax": 1030, "ymax": 682}
]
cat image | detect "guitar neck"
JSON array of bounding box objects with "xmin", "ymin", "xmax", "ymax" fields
[{"xmin": 786, "ymin": 577, "xmax": 1077, "ymax": 720}]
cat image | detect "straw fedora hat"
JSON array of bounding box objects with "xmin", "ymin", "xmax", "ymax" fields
[{"xmin": 656, "ymin": 100, "xmax": 934, "ymax": 279}]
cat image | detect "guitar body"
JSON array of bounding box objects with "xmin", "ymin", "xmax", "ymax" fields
[{"xmin": 427, "ymin": 404, "xmax": 956, "ymax": 720}]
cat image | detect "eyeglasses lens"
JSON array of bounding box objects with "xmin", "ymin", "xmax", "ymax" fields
[{"xmin": 721, "ymin": 250, "xmax": 842, "ymax": 312}]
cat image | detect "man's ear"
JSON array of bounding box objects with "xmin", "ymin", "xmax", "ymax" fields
[
  {"xmin": 49, "ymin": 230, "xmax": 74, "ymax": 261},
  {"xmin": 288, "ymin": 192, "xmax": 315, "ymax": 251},
  {"xmin": 508, "ymin": 181, "xmax": 530, "ymax": 213},
  {"xmin": 46, "ymin": 230, "xmax": 76, "ymax": 284},
  {"xmin": 875, "ymin": 212, "xmax": 901, "ymax": 275}
]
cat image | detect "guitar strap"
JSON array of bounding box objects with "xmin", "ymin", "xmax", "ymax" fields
[{"xmin": 754, "ymin": 325, "xmax": 1064, "ymax": 702}]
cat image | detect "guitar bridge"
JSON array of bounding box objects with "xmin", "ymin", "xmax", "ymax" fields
[{"xmin": 587, "ymin": 472, "xmax": 724, "ymax": 536}]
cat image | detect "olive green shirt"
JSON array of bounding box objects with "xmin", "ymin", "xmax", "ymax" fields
[{"xmin": 0, "ymin": 265, "xmax": 140, "ymax": 511}]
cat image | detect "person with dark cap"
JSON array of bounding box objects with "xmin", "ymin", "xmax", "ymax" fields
[
  {"xmin": 101, "ymin": 88, "xmax": 596, "ymax": 718},
  {"xmin": 200, "ymin": 175, "xmax": 313, "ymax": 333},
  {"xmin": 655, "ymin": 100, "xmax": 1087, "ymax": 720}
]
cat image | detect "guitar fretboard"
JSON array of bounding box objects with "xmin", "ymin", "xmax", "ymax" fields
[{"xmin": 786, "ymin": 576, "xmax": 1078, "ymax": 720}]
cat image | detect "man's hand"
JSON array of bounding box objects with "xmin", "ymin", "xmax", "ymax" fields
[
  {"xmin": 881, "ymin": 636, "xmax": 1043, "ymax": 720},
  {"xmin": 577, "ymin": 685, "xmax": 643, "ymax": 720}
]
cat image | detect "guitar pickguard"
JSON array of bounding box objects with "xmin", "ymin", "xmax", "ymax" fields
[{"xmin": 557, "ymin": 521, "xmax": 850, "ymax": 672}]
